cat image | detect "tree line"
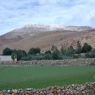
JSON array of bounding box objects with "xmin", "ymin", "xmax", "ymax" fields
[{"xmin": 2, "ymin": 41, "xmax": 95, "ymax": 61}]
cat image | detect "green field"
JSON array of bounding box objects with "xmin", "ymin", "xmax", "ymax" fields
[{"xmin": 0, "ymin": 64, "xmax": 95, "ymax": 90}]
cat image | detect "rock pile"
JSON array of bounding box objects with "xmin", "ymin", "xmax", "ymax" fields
[{"xmin": 0, "ymin": 82, "xmax": 95, "ymax": 95}]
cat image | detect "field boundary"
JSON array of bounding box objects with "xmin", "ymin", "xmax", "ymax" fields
[
  {"xmin": 0, "ymin": 82, "xmax": 95, "ymax": 95},
  {"xmin": 0, "ymin": 58, "xmax": 95, "ymax": 65}
]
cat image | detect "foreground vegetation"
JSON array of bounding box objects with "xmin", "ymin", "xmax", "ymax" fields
[{"xmin": 0, "ymin": 64, "xmax": 95, "ymax": 90}]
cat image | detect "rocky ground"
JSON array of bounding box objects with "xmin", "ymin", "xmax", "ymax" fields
[{"xmin": 0, "ymin": 82, "xmax": 95, "ymax": 95}]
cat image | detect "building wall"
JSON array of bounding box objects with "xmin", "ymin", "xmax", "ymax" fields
[{"xmin": 0, "ymin": 56, "xmax": 12, "ymax": 61}]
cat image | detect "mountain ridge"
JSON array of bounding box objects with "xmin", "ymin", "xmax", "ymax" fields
[{"xmin": 0, "ymin": 24, "xmax": 95, "ymax": 53}]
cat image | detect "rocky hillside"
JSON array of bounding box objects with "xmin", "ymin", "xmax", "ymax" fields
[{"xmin": 0, "ymin": 24, "xmax": 95, "ymax": 53}]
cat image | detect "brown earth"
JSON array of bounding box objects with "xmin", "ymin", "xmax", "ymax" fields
[{"xmin": 0, "ymin": 25, "xmax": 95, "ymax": 53}]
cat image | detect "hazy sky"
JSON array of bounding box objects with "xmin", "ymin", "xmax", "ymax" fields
[{"xmin": 0, "ymin": 0, "xmax": 95, "ymax": 35}]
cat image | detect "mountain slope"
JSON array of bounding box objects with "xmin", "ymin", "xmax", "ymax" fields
[{"xmin": 0, "ymin": 25, "xmax": 95, "ymax": 53}]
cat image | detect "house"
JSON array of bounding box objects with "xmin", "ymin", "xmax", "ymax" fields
[{"xmin": 0, "ymin": 55, "xmax": 12, "ymax": 61}]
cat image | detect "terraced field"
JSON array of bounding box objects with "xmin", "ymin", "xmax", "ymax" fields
[{"xmin": 0, "ymin": 64, "xmax": 95, "ymax": 90}]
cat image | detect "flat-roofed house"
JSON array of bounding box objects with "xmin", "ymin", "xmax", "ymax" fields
[{"xmin": 0, "ymin": 55, "xmax": 12, "ymax": 61}]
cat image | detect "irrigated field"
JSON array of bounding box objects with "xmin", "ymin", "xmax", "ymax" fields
[{"xmin": 0, "ymin": 64, "xmax": 95, "ymax": 90}]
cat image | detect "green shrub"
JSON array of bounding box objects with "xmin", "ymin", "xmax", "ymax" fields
[
  {"xmin": 21, "ymin": 55, "xmax": 32, "ymax": 61},
  {"xmin": 82, "ymin": 43, "xmax": 92, "ymax": 53},
  {"xmin": 85, "ymin": 49, "xmax": 95, "ymax": 58},
  {"xmin": 44, "ymin": 54, "xmax": 52, "ymax": 60},
  {"xmin": 31, "ymin": 54, "xmax": 45, "ymax": 60}
]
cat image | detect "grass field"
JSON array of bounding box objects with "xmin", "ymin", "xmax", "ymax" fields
[{"xmin": 0, "ymin": 64, "xmax": 95, "ymax": 90}]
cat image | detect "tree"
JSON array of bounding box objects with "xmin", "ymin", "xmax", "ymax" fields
[
  {"xmin": 28, "ymin": 48, "xmax": 41, "ymax": 55},
  {"xmin": 11, "ymin": 52, "xmax": 17, "ymax": 61},
  {"xmin": 82, "ymin": 43, "xmax": 92, "ymax": 53},
  {"xmin": 76, "ymin": 41, "xmax": 82, "ymax": 54},
  {"xmin": 61, "ymin": 46, "xmax": 75, "ymax": 56},
  {"xmin": 60, "ymin": 46, "xmax": 65, "ymax": 54},
  {"xmin": 16, "ymin": 50, "xmax": 27, "ymax": 61},
  {"xmin": 12, "ymin": 49, "xmax": 27, "ymax": 61},
  {"xmin": 3, "ymin": 47, "xmax": 12, "ymax": 55},
  {"xmin": 68, "ymin": 45, "xmax": 75, "ymax": 55},
  {"xmin": 51, "ymin": 45, "xmax": 61, "ymax": 60}
]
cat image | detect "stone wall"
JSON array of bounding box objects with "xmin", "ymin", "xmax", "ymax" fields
[
  {"xmin": 0, "ymin": 82, "xmax": 95, "ymax": 95},
  {"xmin": 0, "ymin": 58, "xmax": 95, "ymax": 65}
]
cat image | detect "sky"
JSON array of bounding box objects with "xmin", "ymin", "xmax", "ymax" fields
[{"xmin": 0, "ymin": 0, "xmax": 95, "ymax": 35}]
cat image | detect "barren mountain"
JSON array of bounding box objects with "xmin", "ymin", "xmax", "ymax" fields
[{"xmin": 0, "ymin": 24, "xmax": 95, "ymax": 53}]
